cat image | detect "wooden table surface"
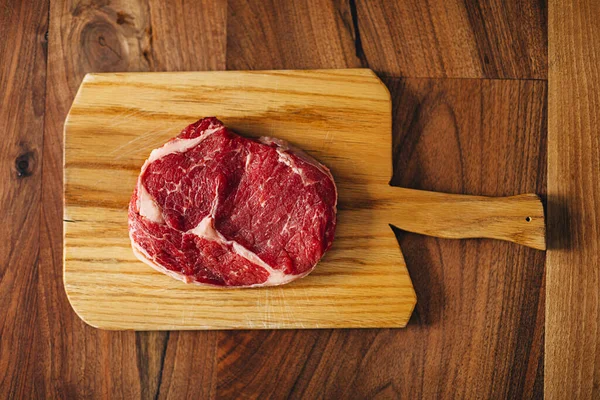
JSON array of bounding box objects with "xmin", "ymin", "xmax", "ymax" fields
[{"xmin": 0, "ymin": 0, "xmax": 593, "ymax": 398}]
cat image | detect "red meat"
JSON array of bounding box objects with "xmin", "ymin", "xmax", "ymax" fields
[{"xmin": 128, "ymin": 117, "xmax": 337, "ymax": 287}]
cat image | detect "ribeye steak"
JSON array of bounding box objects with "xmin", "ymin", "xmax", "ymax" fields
[{"xmin": 128, "ymin": 117, "xmax": 337, "ymax": 287}]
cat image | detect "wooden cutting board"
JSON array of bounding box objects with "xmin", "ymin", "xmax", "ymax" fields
[{"xmin": 64, "ymin": 69, "xmax": 412, "ymax": 330}]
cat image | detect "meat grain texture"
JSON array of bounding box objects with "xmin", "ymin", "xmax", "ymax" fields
[{"xmin": 128, "ymin": 118, "xmax": 337, "ymax": 287}]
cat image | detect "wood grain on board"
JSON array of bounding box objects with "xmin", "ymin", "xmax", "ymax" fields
[
  {"xmin": 63, "ymin": 69, "xmax": 416, "ymax": 330},
  {"xmin": 356, "ymin": 0, "xmax": 548, "ymax": 79},
  {"xmin": 0, "ymin": 0, "xmax": 48, "ymax": 397},
  {"xmin": 383, "ymin": 188, "xmax": 545, "ymax": 250},
  {"xmin": 547, "ymin": 0, "xmax": 600, "ymax": 398}
]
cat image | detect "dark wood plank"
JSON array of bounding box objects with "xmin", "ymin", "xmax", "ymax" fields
[
  {"xmin": 154, "ymin": 332, "xmax": 218, "ymax": 399},
  {"xmin": 387, "ymin": 77, "xmax": 546, "ymax": 399},
  {"xmin": 222, "ymin": 1, "xmax": 546, "ymax": 398},
  {"xmin": 0, "ymin": 0, "xmax": 48, "ymax": 398},
  {"xmin": 218, "ymin": 329, "xmax": 384, "ymax": 399},
  {"xmin": 547, "ymin": 0, "xmax": 600, "ymax": 397},
  {"xmin": 226, "ymin": 0, "xmax": 363, "ymax": 70},
  {"xmin": 356, "ymin": 0, "xmax": 548, "ymax": 79},
  {"xmin": 148, "ymin": 0, "xmax": 226, "ymax": 71},
  {"xmin": 36, "ymin": 0, "xmax": 225, "ymax": 397}
]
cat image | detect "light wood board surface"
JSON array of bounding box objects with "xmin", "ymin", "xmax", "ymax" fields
[
  {"xmin": 547, "ymin": 0, "xmax": 600, "ymax": 398},
  {"xmin": 64, "ymin": 69, "xmax": 417, "ymax": 330}
]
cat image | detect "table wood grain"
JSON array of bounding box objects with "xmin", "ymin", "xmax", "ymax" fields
[
  {"xmin": 0, "ymin": 0, "xmax": 48, "ymax": 395},
  {"xmin": 546, "ymin": 0, "xmax": 600, "ymax": 398},
  {"xmin": 0, "ymin": 0, "xmax": 553, "ymax": 398}
]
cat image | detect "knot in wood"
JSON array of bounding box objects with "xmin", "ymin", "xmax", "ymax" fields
[
  {"xmin": 15, "ymin": 152, "xmax": 34, "ymax": 178},
  {"xmin": 81, "ymin": 18, "xmax": 128, "ymax": 71}
]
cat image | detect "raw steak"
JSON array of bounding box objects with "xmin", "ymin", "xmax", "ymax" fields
[{"xmin": 128, "ymin": 117, "xmax": 337, "ymax": 287}]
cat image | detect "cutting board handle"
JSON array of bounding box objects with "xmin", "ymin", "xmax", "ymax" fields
[{"xmin": 383, "ymin": 187, "xmax": 546, "ymax": 250}]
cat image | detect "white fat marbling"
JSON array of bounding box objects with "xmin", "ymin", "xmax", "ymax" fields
[
  {"xmin": 137, "ymin": 182, "xmax": 164, "ymax": 223},
  {"xmin": 147, "ymin": 126, "xmax": 222, "ymax": 164},
  {"xmin": 189, "ymin": 216, "xmax": 297, "ymax": 286}
]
